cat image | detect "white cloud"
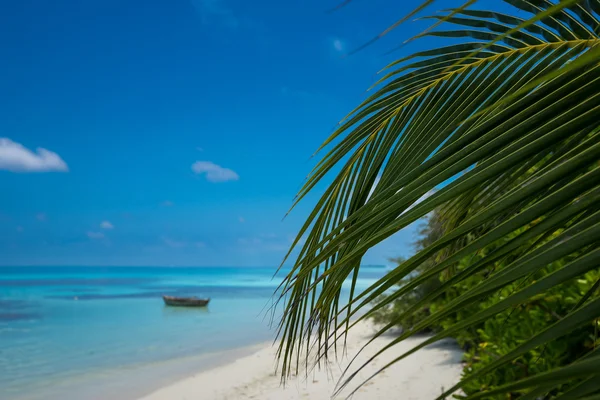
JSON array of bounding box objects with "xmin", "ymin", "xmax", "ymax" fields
[
  {"xmin": 163, "ymin": 237, "xmax": 187, "ymax": 248},
  {"xmin": 100, "ymin": 221, "xmax": 114, "ymax": 230},
  {"xmin": 192, "ymin": 161, "xmax": 239, "ymax": 182},
  {"xmin": 87, "ymin": 231, "xmax": 105, "ymax": 239},
  {"xmin": 237, "ymin": 234, "xmax": 290, "ymax": 253},
  {"xmin": 237, "ymin": 237, "xmax": 262, "ymax": 246},
  {"xmin": 332, "ymin": 38, "xmax": 344, "ymax": 52},
  {"xmin": 0, "ymin": 138, "xmax": 68, "ymax": 173},
  {"xmin": 161, "ymin": 237, "xmax": 206, "ymax": 249}
]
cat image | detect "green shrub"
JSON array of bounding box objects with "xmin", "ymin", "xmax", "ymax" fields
[{"xmin": 371, "ymin": 212, "xmax": 600, "ymax": 398}]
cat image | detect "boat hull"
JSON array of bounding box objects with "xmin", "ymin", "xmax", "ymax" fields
[{"xmin": 162, "ymin": 296, "xmax": 210, "ymax": 307}]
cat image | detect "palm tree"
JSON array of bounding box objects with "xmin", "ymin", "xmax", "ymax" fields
[{"xmin": 275, "ymin": 0, "xmax": 600, "ymax": 398}]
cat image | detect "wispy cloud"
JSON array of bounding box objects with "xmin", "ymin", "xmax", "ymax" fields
[
  {"xmin": 161, "ymin": 236, "xmax": 206, "ymax": 249},
  {"xmin": 237, "ymin": 234, "xmax": 289, "ymax": 253},
  {"xmin": 191, "ymin": 0, "xmax": 239, "ymax": 28},
  {"xmin": 237, "ymin": 237, "xmax": 262, "ymax": 246},
  {"xmin": 162, "ymin": 237, "xmax": 187, "ymax": 248},
  {"xmin": 332, "ymin": 38, "xmax": 344, "ymax": 53},
  {"xmin": 87, "ymin": 231, "xmax": 105, "ymax": 239},
  {"xmin": 192, "ymin": 161, "xmax": 239, "ymax": 182},
  {"xmin": 238, "ymin": 216, "xmax": 245, "ymax": 223},
  {"xmin": 0, "ymin": 138, "xmax": 68, "ymax": 173},
  {"xmin": 36, "ymin": 213, "xmax": 47, "ymax": 222},
  {"xmin": 16, "ymin": 226, "xmax": 24, "ymax": 233},
  {"xmin": 100, "ymin": 221, "xmax": 114, "ymax": 230},
  {"xmin": 161, "ymin": 200, "xmax": 174, "ymax": 207}
]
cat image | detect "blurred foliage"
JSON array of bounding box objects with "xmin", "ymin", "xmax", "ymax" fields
[{"xmin": 370, "ymin": 210, "xmax": 600, "ymax": 398}]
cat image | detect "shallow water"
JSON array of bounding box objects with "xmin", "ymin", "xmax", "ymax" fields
[{"xmin": 0, "ymin": 266, "xmax": 385, "ymax": 399}]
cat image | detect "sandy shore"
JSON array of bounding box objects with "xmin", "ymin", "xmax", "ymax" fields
[{"xmin": 138, "ymin": 321, "xmax": 463, "ymax": 400}]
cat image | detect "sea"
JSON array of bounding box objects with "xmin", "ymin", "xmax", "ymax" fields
[{"xmin": 0, "ymin": 266, "xmax": 386, "ymax": 400}]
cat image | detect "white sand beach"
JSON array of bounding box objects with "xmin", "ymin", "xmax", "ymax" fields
[{"xmin": 138, "ymin": 321, "xmax": 463, "ymax": 400}]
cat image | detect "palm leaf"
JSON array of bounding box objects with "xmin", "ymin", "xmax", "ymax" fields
[{"xmin": 275, "ymin": 0, "xmax": 600, "ymax": 398}]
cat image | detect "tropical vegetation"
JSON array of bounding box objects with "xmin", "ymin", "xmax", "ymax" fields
[
  {"xmin": 370, "ymin": 209, "xmax": 600, "ymax": 398},
  {"xmin": 274, "ymin": 0, "xmax": 600, "ymax": 398}
]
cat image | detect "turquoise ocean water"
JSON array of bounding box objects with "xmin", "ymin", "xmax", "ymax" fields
[{"xmin": 0, "ymin": 266, "xmax": 385, "ymax": 400}]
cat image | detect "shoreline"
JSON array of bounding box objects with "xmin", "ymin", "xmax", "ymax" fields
[
  {"xmin": 137, "ymin": 320, "xmax": 464, "ymax": 400},
  {"xmin": 14, "ymin": 341, "xmax": 271, "ymax": 400}
]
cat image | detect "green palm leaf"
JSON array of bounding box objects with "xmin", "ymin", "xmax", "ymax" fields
[{"xmin": 275, "ymin": 0, "xmax": 600, "ymax": 398}]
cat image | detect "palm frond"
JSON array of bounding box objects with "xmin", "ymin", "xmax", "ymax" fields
[{"xmin": 275, "ymin": 0, "xmax": 600, "ymax": 398}]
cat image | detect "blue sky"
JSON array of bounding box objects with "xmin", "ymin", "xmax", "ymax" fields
[{"xmin": 0, "ymin": 0, "xmax": 444, "ymax": 266}]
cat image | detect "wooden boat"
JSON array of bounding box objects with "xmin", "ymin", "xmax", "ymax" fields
[{"xmin": 162, "ymin": 295, "xmax": 210, "ymax": 307}]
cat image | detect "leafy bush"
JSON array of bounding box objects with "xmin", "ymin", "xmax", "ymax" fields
[{"xmin": 371, "ymin": 211, "xmax": 600, "ymax": 398}]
